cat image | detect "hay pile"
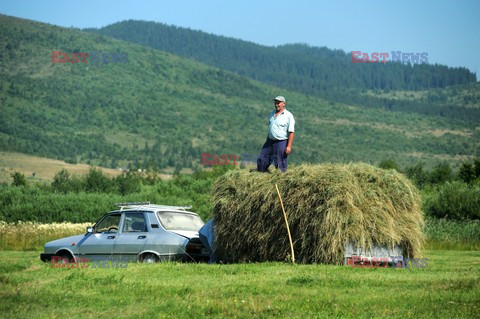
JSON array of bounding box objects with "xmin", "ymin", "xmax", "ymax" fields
[{"xmin": 211, "ymin": 163, "xmax": 425, "ymax": 264}]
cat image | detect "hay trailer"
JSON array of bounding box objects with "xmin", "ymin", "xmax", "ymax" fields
[{"xmin": 210, "ymin": 163, "xmax": 424, "ymax": 265}]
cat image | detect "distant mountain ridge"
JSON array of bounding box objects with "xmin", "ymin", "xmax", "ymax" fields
[
  {"xmin": 86, "ymin": 20, "xmax": 480, "ymax": 123},
  {"xmin": 86, "ymin": 20, "xmax": 476, "ymax": 93}
]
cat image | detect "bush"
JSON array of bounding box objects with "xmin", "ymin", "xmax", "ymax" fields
[
  {"xmin": 378, "ymin": 159, "xmax": 399, "ymax": 171},
  {"xmin": 115, "ymin": 172, "xmax": 142, "ymax": 195},
  {"xmin": 422, "ymin": 181, "xmax": 480, "ymax": 220},
  {"xmin": 404, "ymin": 162, "xmax": 428, "ymax": 188},
  {"xmin": 10, "ymin": 172, "xmax": 27, "ymax": 187},
  {"xmin": 52, "ymin": 169, "xmax": 83, "ymax": 193},
  {"xmin": 0, "ymin": 186, "xmax": 116, "ymax": 223},
  {"xmin": 475, "ymin": 158, "xmax": 480, "ymax": 178},
  {"xmin": 458, "ymin": 158, "xmax": 480, "ymax": 184},
  {"xmin": 429, "ymin": 161, "xmax": 453, "ymax": 184},
  {"xmin": 84, "ymin": 168, "xmax": 113, "ymax": 193},
  {"xmin": 459, "ymin": 161, "xmax": 476, "ymax": 183}
]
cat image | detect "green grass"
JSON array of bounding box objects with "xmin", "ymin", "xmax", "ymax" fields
[
  {"xmin": 0, "ymin": 250, "xmax": 478, "ymax": 318},
  {"xmin": 424, "ymin": 218, "xmax": 480, "ymax": 250}
]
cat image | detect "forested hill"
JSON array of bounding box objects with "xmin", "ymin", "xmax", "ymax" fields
[
  {"xmin": 0, "ymin": 14, "xmax": 479, "ymax": 173},
  {"xmin": 86, "ymin": 20, "xmax": 476, "ymax": 94}
]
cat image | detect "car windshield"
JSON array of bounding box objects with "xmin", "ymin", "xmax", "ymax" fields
[{"xmin": 157, "ymin": 212, "xmax": 204, "ymax": 231}]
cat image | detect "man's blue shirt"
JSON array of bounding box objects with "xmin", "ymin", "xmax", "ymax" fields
[{"xmin": 268, "ymin": 109, "xmax": 295, "ymax": 140}]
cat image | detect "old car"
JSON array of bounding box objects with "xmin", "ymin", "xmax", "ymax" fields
[{"xmin": 40, "ymin": 202, "xmax": 210, "ymax": 263}]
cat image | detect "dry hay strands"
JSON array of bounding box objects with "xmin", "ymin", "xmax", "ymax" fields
[{"xmin": 211, "ymin": 163, "xmax": 425, "ymax": 264}]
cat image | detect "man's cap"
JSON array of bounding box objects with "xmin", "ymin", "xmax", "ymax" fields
[{"xmin": 273, "ymin": 96, "xmax": 286, "ymax": 102}]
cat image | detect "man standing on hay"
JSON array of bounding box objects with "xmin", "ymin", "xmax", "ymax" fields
[{"xmin": 257, "ymin": 95, "xmax": 295, "ymax": 172}]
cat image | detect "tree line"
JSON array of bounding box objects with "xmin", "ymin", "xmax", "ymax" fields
[{"xmin": 88, "ymin": 20, "xmax": 477, "ymax": 92}]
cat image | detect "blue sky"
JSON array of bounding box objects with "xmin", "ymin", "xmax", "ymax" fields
[{"xmin": 1, "ymin": 0, "xmax": 479, "ymax": 78}]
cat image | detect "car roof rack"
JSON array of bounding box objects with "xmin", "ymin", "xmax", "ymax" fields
[
  {"xmin": 115, "ymin": 202, "xmax": 151, "ymax": 211},
  {"xmin": 114, "ymin": 202, "xmax": 192, "ymax": 212},
  {"xmin": 148, "ymin": 204, "xmax": 193, "ymax": 211}
]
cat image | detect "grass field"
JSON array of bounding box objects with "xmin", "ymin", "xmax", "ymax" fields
[
  {"xmin": 0, "ymin": 221, "xmax": 92, "ymax": 251},
  {"xmin": 0, "ymin": 219, "xmax": 478, "ymax": 318},
  {"xmin": 0, "ymin": 250, "xmax": 478, "ymax": 318},
  {"xmin": 0, "ymin": 151, "xmax": 122, "ymax": 183}
]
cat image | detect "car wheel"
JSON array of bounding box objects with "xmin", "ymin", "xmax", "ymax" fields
[
  {"xmin": 141, "ymin": 253, "xmax": 158, "ymax": 263},
  {"xmin": 59, "ymin": 251, "xmax": 75, "ymax": 264}
]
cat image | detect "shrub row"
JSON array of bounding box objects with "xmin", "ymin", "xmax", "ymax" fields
[
  {"xmin": 0, "ymin": 166, "xmax": 232, "ymax": 223},
  {"xmin": 422, "ymin": 181, "xmax": 480, "ymax": 220},
  {"xmin": 379, "ymin": 157, "xmax": 480, "ymax": 189}
]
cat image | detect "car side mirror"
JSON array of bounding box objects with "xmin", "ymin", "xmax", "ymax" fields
[{"xmin": 86, "ymin": 226, "xmax": 94, "ymax": 233}]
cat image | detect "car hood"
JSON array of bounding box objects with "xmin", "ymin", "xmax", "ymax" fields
[
  {"xmin": 169, "ymin": 230, "xmax": 199, "ymax": 239},
  {"xmin": 45, "ymin": 234, "xmax": 86, "ymax": 248}
]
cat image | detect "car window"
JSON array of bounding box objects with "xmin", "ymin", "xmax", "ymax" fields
[
  {"xmin": 95, "ymin": 214, "xmax": 121, "ymax": 233},
  {"xmin": 156, "ymin": 212, "xmax": 204, "ymax": 231},
  {"xmin": 123, "ymin": 213, "xmax": 147, "ymax": 232}
]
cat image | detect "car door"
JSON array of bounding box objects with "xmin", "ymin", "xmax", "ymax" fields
[
  {"xmin": 78, "ymin": 213, "xmax": 121, "ymax": 259},
  {"xmin": 112, "ymin": 212, "xmax": 148, "ymax": 262}
]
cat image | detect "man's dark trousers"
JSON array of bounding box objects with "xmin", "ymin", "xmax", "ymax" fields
[{"xmin": 257, "ymin": 138, "xmax": 288, "ymax": 172}]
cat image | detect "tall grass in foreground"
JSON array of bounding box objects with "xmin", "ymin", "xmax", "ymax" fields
[
  {"xmin": 0, "ymin": 221, "xmax": 91, "ymax": 251},
  {"xmin": 0, "ymin": 218, "xmax": 478, "ymax": 251},
  {"xmin": 424, "ymin": 217, "xmax": 480, "ymax": 250}
]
